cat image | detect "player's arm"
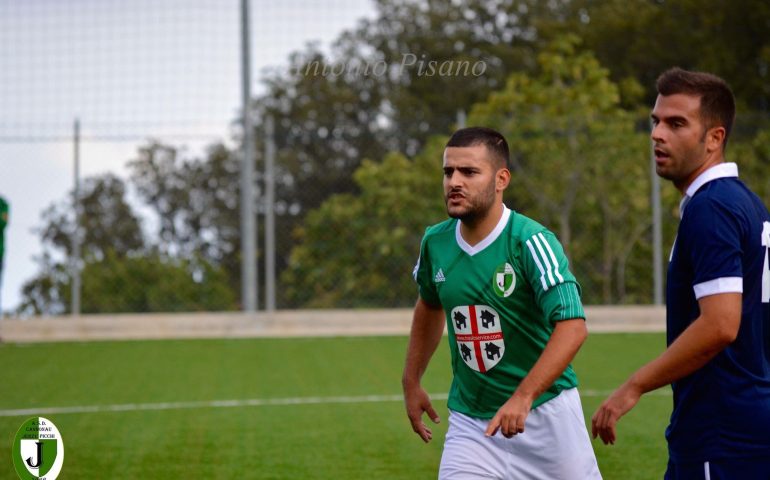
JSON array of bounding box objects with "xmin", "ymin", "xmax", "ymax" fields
[
  {"xmin": 487, "ymin": 229, "xmax": 588, "ymax": 437},
  {"xmin": 591, "ymin": 292, "xmax": 741, "ymax": 445},
  {"xmin": 485, "ymin": 317, "xmax": 587, "ymax": 438},
  {"xmin": 402, "ymin": 296, "xmax": 445, "ymax": 443}
]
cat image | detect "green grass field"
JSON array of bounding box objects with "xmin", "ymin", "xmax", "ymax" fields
[{"xmin": 0, "ymin": 333, "xmax": 670, "ymax": 479}]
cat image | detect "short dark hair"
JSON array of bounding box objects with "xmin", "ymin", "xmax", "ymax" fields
[
  {"xmin": 446, "ymin": 126, "xmax": 510, "ymax": 169},
  {"xmin": 656, "ymin": 67, "xmax": 735, "ymax": 147}
]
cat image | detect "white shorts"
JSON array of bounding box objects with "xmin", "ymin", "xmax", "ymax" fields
[{"xmin": 439, "ymin": 388, "xmax": 602, "ymax": 479}]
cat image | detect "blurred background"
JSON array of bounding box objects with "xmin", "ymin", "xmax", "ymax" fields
[{"xmin": 2, "ymin": 0, "xmax": 770, "ymax": 316}]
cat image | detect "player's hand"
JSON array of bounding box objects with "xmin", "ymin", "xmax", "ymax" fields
[
  {"xmin": 485, "ymin": 392, "xmax": 532, "ymax": 438},
  {"xmin": 403, "ymin": 384, "xmax": 441, "ymax": 443},
  {"xmin": 591, "ymin": 382, "xmax": 642, "ymax": 445}
]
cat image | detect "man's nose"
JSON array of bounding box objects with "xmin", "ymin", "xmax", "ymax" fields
[{"xmin": 651, "ymin": 123, "xmax": 665, "ymax": 144}]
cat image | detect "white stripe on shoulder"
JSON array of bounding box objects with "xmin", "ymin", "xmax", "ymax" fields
[
  {"xmin": 693, "ymin": 277, "xmax": 742, "ymax": 299},
  {"xmin": 525, "ymin": 239, "xmax": 549, "ymax": 291},
  {"xmin": 532, "ymin": 234, "xmax": 556, "ymax": 287},
  {"xmin": 537, "ymin": 232, "xmax": 565, "ymax": 284}
]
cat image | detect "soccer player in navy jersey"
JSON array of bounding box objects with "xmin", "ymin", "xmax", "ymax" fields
[{"xmin": 592, "ymin": 68, "xmax": 770, "ymax": 478}]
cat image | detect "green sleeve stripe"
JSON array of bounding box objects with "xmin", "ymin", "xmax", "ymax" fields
[
  {"xmin": 556, "ymin": 280, "xmax": 567, "ymax": 315},
  {"xmin": 547, "ymin": 282, "xmax": 584, "ymax": 321},
  {"xmin": 562, "ymin": 283, "xmax": 584, "ymax": 319}
]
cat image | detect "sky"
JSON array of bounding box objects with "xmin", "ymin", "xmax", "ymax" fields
[{"xmin": 0, "ymin": 0, "xmax": 377, "ymax": 313}]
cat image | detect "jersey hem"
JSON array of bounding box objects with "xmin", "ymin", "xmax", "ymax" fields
[{"xmin": 447, "ymin": 386, "xmax": 578, "ymax": 420}]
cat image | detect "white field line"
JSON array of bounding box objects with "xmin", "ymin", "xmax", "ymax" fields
[{"xmin": 0, "ymin": 389, "xmax": 671, "ymax": 418}]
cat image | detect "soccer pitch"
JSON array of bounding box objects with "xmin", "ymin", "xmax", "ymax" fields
[{"xmin": 0, "ymin": 333, "xmax": 669, "ymax": 479}]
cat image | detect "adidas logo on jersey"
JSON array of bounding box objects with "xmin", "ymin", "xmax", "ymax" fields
[{"xmin": 434, "ymin": 269, "xmax": 446, "ymax": 283}]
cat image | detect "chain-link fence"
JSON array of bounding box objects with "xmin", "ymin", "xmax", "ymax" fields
[{"xmin": 3, "ymin": 1, "xmax": 770, "ymax": 315}]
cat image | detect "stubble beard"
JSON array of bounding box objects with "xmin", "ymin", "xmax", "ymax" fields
[
  {"xmin": 656, "ymin": 134, "xmax": 709, "ymax": 185},
  {"xmin": 445, "ymin": 180, "xmax": 497, "ymax": 225}
]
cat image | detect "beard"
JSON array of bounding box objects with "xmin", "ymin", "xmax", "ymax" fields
[{"xmin": 445, "ymin": 178, "xmax": 497, "ymax": 224}]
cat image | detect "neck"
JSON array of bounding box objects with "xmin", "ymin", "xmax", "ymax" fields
[
  {"xmin": 459, "ymin": 203, "xmax": 504, "ymax": 246},
  {"xmin": 675, "ymin": 153, "xmax": 724, "ymax": 195}
]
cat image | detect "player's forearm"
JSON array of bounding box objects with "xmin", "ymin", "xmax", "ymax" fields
[
  {"xmin": 625, "ymin": 319, "xmax": 735, "ymax": 395},
  {"xmin": 623, "ymin": 293, "xmax": 741, "ymax": 394},
  {"xmin": 514, "ymin": 319, "xmax": 587, "ymax": 403},
  {"xmin": 402, "ymin": 298, "xmax": 445, "ymax": 388}
]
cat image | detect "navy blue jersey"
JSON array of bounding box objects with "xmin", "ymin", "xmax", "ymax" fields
[{"xmin": 666, "ymin": 164, "xmax": 770, "ymax": 462}]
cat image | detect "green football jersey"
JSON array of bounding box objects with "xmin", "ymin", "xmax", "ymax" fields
[
  {"xmin": 414, "ymin": 207, "xmax": 584, "ymax": 419},
  {"xmin": 0, "ymin": 196, "xmax": 7, "ymax": 263}
]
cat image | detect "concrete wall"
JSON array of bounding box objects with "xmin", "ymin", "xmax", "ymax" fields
[{"xmin": 0, "ymin": 306, "xmax": 665, "ymax": 343}]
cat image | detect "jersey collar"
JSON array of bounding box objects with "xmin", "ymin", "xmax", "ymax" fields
[
  {"xmin": 455, "ymin": 205, "xmax": 511, "ymax": 256},
  {"xmin": 680, "ymin": 162, "xmax": 738, "ymax": 218}
]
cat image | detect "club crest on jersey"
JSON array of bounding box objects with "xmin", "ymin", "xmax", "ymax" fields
[
  {"xmin": 492, "ymin": 262, "xmax": 516, "ymax": 297},
  {"xmin": 450, "ymin": 305, "xmax": 505, "ymax": 373}
]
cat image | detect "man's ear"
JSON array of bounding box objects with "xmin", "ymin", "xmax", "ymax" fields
[
  {"xmin": 706, "ymin": 126, "xmax": 726, "ymax": 154},
  {"xmin": 497, "ymin": 168, "xmax": 511, "ymax": 191}
]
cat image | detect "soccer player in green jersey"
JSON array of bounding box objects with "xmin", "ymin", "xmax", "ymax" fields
[
  {"xmin": 0, "ymin": 196, "xmax": 8, "ymax": 312},
  {"xmin": 402, "ymin": 127, "xmax": 601, "ymax": 479}
]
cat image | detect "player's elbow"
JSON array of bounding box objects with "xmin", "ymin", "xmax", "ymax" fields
[
  {"xmin": 701, "ymin": 314, "xmax": 740, "ymax": 350},
  {"xmin": 575, "ymin": 320, "xmax": 588, "ymax": 346},
  {"xmin": 556, "ymin": 318, "xmax": 588, "ymax": 347},
  {"xmin": 713, "ymin": 319, "xmax": 739, "ymax": 346}
]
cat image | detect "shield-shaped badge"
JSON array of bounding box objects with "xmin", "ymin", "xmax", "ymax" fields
[
  {"xmin": 450, "ymin": 305, "xmax": 505, "ymax": 373},
  {"xmin": 492, "ymin": 262, "xmax": 516, "ymax": 297},
  {"xmin": 13, "ymin": 417, "xmax": 64, "ymax": 480}
]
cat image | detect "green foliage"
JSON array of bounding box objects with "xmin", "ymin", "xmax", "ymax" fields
[
  {"xmin": 554, "ymin": 0, "xmax": 770, "ymax": 110},
  {"xmin": 19, "ymin": 164, "xmax": 240, "ymax": 315},
  {"xmin": 128, "ymin": 142, "xmax": 242, "ymax": 292},
  {"xmin": 38, "ymin": 174, "xmax": 144, "ymax": 260},
  {"xmin": 282, "ymin": 137, "xmax": 447, "ymax": 307},
  {"xmin": 18, "ymin": 251, "xmax": 237, "ymax": 315},
  {"xmin": 80, "ymin": 251, "xmax": 237, "ymax": 313},
  {"xmin": 731, "ymin": 129, "xmax": 770, "ymax": 205},
  {"xmin": 252, "ymin": 0, "xmax": 576, "ymax": 289},
  {"xmin": 469, "ymin": 35, "xmax": 653, "ymax": 303},
  {"xmin": 283, "ymin": 35, "xmax": 720, "ymax": 306}
]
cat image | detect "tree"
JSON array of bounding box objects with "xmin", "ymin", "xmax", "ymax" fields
[
  {"xmin": 468, "ymin": 35, "xmax": 653, "ymax": 303},
  {"xmin": 38, "ymin": 174, "xmax": 144, "ymax": 260},
  {"xmin": 18, "ymin": 170, "xmax": 239, "ymax": 315},
  {"xmin": 18, "ymin": 250, "xmax": 237, "ymax": 315},
  {"xmin": 283, "ymin": 37, "xmax": 662, "ymax": 306},
  {"xmin": 249, "ymin": 0, "xmax": 575, "ymax": 302},
  {"xmin": 128, "ymin": 141, "xmax": 242, "ymax": 292},
  {"xmin": 77, "ymin": 251, "xmax": 237, "ymax": 313},
  {"xmin": 281, "ymin": 137, "xmax": 447, "ymax": 307},
  {"xmin": 551, "ymin": 0, "xmax": 770, "ymax": 110}
]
